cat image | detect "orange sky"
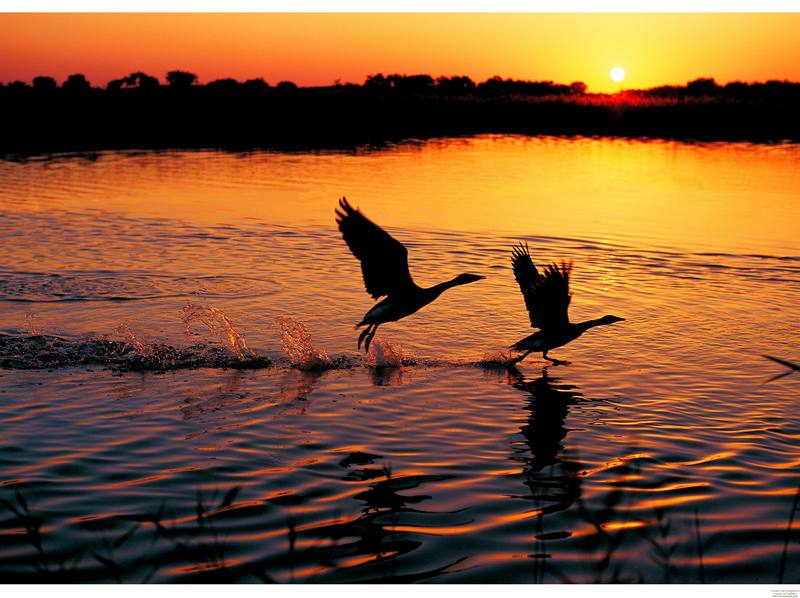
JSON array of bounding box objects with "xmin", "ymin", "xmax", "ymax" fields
[{"xmin": 2, "ymin": 13, "xmax": 800, "ymax": 92}]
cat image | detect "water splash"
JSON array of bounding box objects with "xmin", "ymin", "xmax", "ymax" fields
[
  {"xmin": 0, "ymin": 308, "xmax": 270, "ymax": 371},
  {"xmin": 476, "ymin": 348, "xmax": 518, "ymax": 368},
  {"xmin": 274, "ymin": 317, "xmax": 333, "ymax": 371},
  {"xmin": 114, "ymin": 322, "xmax": 150, "ymax": 357},
  {"xmin": 368, "ymin": 339, "xmax": 413, "ymax": 368},
  {"xmin": 181, "ymin": 303, "xmax": 254, "ymax": 361},
  {"xmin": 0, "ymin": 333, "xmax": 270, "ymax": 371},
  {"xmin": 23, "ymin": 312, "xmax": 46, "ymax": 336}
]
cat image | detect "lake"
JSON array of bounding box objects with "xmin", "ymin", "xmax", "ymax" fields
[{"xmin": 0, "ymin": 135, "xmax": 798, "ymax": 582}]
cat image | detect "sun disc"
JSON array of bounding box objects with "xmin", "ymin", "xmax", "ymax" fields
[{"xmin": 610, "ymin": 67, "xmax": 626, "ymax": 83}]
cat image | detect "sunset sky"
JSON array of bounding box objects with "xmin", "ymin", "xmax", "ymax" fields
[{"xmin": 2, "ymin": 13, "xmax": 800, "ymax": 92}]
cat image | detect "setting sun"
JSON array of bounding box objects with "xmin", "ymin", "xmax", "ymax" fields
[{"xmin": 610, "ymin": 66, "xmax": 626, "ymax": 82}]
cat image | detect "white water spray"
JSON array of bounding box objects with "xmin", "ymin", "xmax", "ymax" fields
[
  {"xmin": 274, "ymin": 316, "xmax": 332, "ymax": 370},
  {"xmin": 182, "ymin": 303, "xmax": 254, "ymax": 361}
]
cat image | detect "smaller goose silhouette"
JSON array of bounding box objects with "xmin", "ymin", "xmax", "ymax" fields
[
  {"xmin": 509, "ymin": 242, "xmax": 624, "ymax": 365},
  {"xmin": 336, "ymin": 197, "xmax": 484, "ymax": 352}
]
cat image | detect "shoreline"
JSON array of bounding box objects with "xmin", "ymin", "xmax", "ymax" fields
[{"xmin": 2, "ymin": 87, "xmax": 799, "ymax": 157}]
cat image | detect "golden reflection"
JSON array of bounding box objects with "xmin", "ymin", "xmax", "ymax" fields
[
  {"xmin": 3, "ymin": 137, "xmax": 798, "ymax": 256},
  {"xmin": 635, "ymin": 493, "xmax": 715, "ymax": 510},
  {"xmin": 601, "ymin": 520, "xmax": 647, "ymax": 531}
]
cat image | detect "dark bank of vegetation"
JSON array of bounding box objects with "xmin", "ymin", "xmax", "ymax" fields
[{"xmin": 2, "ymin": 70, "xmax": 800, "ymax": 156}]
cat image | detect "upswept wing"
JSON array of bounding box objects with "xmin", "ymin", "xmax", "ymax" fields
[
  {"xmin": 511, "ymin": 242, "xmax": 572, "ymax": 330},
  {"xmin": 336, "ymin": 197, "xmax": 416, "ymax": 299}
]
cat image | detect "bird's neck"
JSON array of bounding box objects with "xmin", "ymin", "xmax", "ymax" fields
[
  {"xmin": 427, "ymin": 277, "xmax": 466, "ymax": 298},
  {"xmin": 575, "ymin": 318, "xmax": 609, "ymax": 333}
]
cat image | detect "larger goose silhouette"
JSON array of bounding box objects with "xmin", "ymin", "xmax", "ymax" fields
[
  {"xmin": 336, "ymin": 197, "xmax": 484, "ymax": 352},
  {"xmin": 509, "ymin": 242, "xmax": 624, "ymax": 365}
]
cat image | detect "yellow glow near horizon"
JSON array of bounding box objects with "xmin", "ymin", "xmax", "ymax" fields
[
  {"xmin": 610, "ymin": 66, "xmax": 626, "ymax": 83},
  {"xmin": 1, "ymin": 14, "xmax": 800, "ymax": 93}
]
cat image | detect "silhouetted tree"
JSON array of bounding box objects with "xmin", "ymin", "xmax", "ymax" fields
[
  {"xmin": 242, "ymin": 78, "xmax": 269, "ymax": 91},
  {"xmin": 364, "ymin": 73, "xmax": 390, "ymax": 92},
  {"xmin": 569, "ymin": 81, "xmax": 587, "ymax": 95},
  {"xmin": 724, "ymin": 81, "xmax": 748, "ymax": 95},
  {"xmin": 387, "ymin": 74, "xmax": 434, "ymax": 94},
  {"xmin": 276, "ymin": 81, "xmax": 298, "ymax": 90},
  {"xmin": 62, "ymin": 73, "xmax": 91, "ymax": 93},
  {"xmin": 166, "ymin": 70, "xmax": 197, "ymax": 89},
  {"xmin": 136, "ymin": 73, "xmax": 160, "ymax": 90},
  {"xmin": 206, "ymin": 78, "xmax": 240, "ymax": 90},
  {"xmin": 436, "ymin": 75, "xmax": 476, "ymax": 95},
  {"xmin": 686, "ymin": 77, "xmax": 718, "ymax": 96},
  {"xmin": 32, "ymin": 76, "xmax": 57, "ymax": 92}
]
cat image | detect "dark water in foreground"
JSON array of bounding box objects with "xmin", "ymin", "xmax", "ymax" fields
[{"xmin": 0, "ymin": 136, "xmax": 798, "ymax": 582}]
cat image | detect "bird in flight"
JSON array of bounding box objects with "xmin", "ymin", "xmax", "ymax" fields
[
  {"xmin": 508, "ymin": 242, "xmax": 624, "ymax": 365},
  {"xmin": 336, "ymin": 197, "xmax": 484, "ymax": 352}
]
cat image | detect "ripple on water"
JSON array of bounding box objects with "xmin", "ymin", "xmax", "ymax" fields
[
  {"xmin": 0, "ymin": 139, "xmax": 799, "ymax": 582},
  {"xmin": 0, "ymin": 270, "xmax": 281, "ymax": 302}
]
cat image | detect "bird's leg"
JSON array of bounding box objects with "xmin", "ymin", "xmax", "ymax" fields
[
  {"xmin": 364, "ymin": 325, "xmax": 379, "ymax": 353},
  {"xmin": 506, "ymin": 349, "xmax": 533, "ymax": 367},
  {"xmin": 543, "ymin": 351, "xmax": 570, "ymax": 366},
  {"xmin": 357, "ymin": 324, "xmax": 375, "ymax": 351}
]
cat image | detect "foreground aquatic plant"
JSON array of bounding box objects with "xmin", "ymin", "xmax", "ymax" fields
[
  {"xmin": 1, "ymin": 480, "xmax": 798, "ymax": 583},
  {"xmin": 764, "ymin": 355, "xmax": 800, "ymax": 382}
]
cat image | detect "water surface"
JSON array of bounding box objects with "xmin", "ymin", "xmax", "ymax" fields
[{"xmin": 0, "ymin": 136, "xmax": 798, "ymax": 582}]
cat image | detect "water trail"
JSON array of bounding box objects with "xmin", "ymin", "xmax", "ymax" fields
[
  {"xmin": 476, "ymin": 348, "xmax": 517, "ymax": 368},
  {"xmin": 274, "ymin": 317, "xmax": 333, "ymax": 371},
  {"xmin": 0, "ymin": 306, "xmax": 271, "ymax": 370},
  {"xmin": 181, "ymin": 303, "xmax": 254, "ymax": 361},
  {"xmin": 368, "ymin": 338, "xmax": 413, "ymax": 368}
]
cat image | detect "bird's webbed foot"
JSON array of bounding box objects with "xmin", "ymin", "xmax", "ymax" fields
[
  {"xmin": 358, "ymin": 323, "xmax": 379, "ymax": 353},
  {"xmin": 357, "ymin": 324, "xmax": 374, "ymax": 351},
  {"xmin": 506, "ymin": 350, "xmax": 532, "ymax": 368},
  {"xmin": 543, "ymin": 354, "xmax": 570, "ymax": 366}
]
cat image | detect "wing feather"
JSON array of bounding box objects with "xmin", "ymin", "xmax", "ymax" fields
[
  {"xmin": 336, "ymin": 197, "xmax": 416, "ymax": 299},
  {"xmin": 511, "ymin": 242, "xmax": 572, "ymax": 330}
]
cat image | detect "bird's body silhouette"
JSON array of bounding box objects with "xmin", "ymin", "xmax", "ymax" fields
[
  {"xmin": 336, "ymin": 197, "xmax": 484, "ymax": 352},
  {"xmin": 509, "ymin": 242, "xmax": 624, "ymax": 365}
]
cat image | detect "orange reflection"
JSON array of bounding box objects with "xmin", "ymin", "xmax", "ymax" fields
[
  {"xmin": 7, "ymin": 137, "xmax": 796, "ymax": 258},
  {"xmin": 601, "ymin": 520, "xmax": 647, "ymax": 531}
]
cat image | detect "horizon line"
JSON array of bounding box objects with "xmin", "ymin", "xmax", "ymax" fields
[{"xmin": 4, "ymin": 72, "xmax": 799, "ymax": 94}]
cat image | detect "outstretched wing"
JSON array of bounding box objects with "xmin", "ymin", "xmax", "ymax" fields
[
  {"xmin": 336, "ymin": 197, "xmax": 416, "ymax": 299},
  {"xmin": 511, "ymin": 242, "xmax": 572, "ymax": 330}
]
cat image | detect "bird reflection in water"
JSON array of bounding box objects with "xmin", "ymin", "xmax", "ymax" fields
[
  {"xmin": 278, "ymin": 368, "xmax": 323, "ymax": 403},
  {"xmin": 370, "ymin": 366, "xmax": 405, "ymax": 387},
  {"xmin": 510, "ymin": 367, "xmax": 581, "ymax": 473},
  {"xmin": 280, "ymin": 453, "xmax": 461, "ymax": 582},
  {"xmin": 508, "ymin": 367, "xmax": 587, "ymax": 580}
]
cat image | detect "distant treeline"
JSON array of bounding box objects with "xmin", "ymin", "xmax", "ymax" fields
[{"xmin": 2, "ymin": 70, "xmax": 800, "ymax": 155}]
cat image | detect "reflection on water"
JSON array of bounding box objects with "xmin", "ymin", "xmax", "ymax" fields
[
  {"xmin": 0, "ymin": 136, "xmax": 799, "ymax": 582},
  {"xmin": 511, "ymin": 368, "xmax": 581, "ymax": 474}
]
